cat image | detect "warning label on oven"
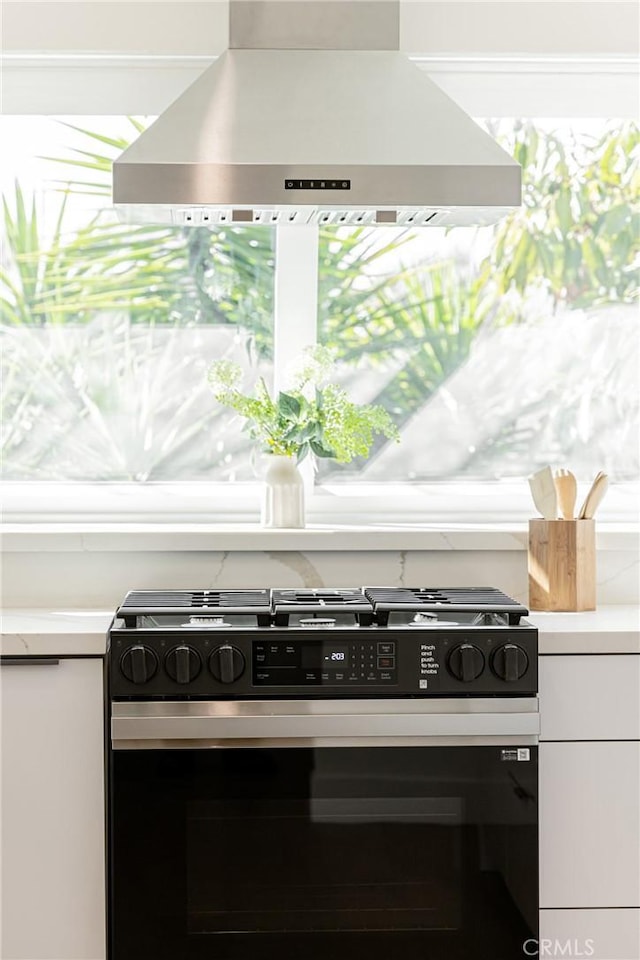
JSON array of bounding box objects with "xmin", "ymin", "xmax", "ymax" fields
[{"xmin": 419, "ymin": 643, "xmax": 439, "ymax": 678}]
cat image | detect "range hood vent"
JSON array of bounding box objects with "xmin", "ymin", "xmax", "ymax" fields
[
  {"xmin": 170, "ymin": 206, "xmax": 448, "ymax": 227},
  {"xmin": 113, "ymin": 2, "xmax": 521, "ymax": 227}
]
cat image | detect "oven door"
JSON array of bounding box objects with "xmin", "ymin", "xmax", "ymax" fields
[{"xmin": 110, "ymin": 699, "xmax": 538, "ymax": 960}]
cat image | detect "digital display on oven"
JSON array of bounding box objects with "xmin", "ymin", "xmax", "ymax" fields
[{"xmin": 301, "ymin": 644, "xmax": 349, "ymax": 669}]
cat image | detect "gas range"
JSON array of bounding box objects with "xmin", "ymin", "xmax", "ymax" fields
[
  {"xmin": 109, "ymin": 586, "xmax": 537, "ymax": 699},
  {"xmin": 108, "ymin": 587, "xmax": 540, "ymax": 959}
]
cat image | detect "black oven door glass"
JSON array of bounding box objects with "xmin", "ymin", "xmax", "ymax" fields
[{"xmin": 110, "ymin": 746, "xmax": 538, "ymax": 960}]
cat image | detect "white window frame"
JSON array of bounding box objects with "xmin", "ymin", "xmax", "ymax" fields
[{"xmin": 1, "ymin": 54, "xmax": 639, "ymax": 527}]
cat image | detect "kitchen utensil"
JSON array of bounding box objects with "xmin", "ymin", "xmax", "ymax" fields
[
  {"xmin": 554, "ymin": 468, "xmax": 577, "ymax": 520},
  {"xmin": 528, "ymin": 466, "xmax": 557, "ymax": 520},
  {"xmin": 578, "ymin": 472, "xmax": 609, "ymax": 520}
]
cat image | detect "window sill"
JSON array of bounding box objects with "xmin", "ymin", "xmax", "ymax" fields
[
  {"xmin": 3, "ymin": 481, "xmax": 638, "ymax": 524},
  {"xmin": 2, "ymin": 522, "xmax": 637, "ymax": 554}
]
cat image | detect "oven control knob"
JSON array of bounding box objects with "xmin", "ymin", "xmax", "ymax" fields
[
  {"xmin": 209, "ymin": 644, "xmax": 245, "ymax": 684},
  {"xmin": 447, "ymin": 643, "xmax": 485, "ymax": 682},
  {"xmin": 120, "ymin": 644, "xmax": 158, "ymax": 684},
  {"xmin": 165, "ymin": 645, "xmax": 201, "ymax": 684},
  {"xmin": 491, "ymin": 644, "xmax": 528, "ymax": 682}
]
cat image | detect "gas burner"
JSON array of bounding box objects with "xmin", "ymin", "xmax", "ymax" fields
[
  {"xmin": 409, "ymin": 613, "xmax": 461, "ymax": 627},
  {"xmin": 271, "ymin": 589, "xmax": 374, "ymax": 626},
  {"xmin": 299, "ymin": 617, "xmax": 337, "ymax": 628},
  {"xmin": 364, "ymin": 587, "xmax": 528, "ymax": 626},
  {"xmin": 181, "ymin": 616, "xmax": 231, "ymax": 628},
  {"xmin": 472, "ymin": 612, "xmax": 509, "ymax": 627},
  {"xmin": 409, "ymin": 612, "xmax": 438, "ymax": 625}
]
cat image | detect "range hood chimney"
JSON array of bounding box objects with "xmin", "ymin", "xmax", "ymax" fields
[{"xmin": 113, "ymin": 0, "xmax": 521, "ymax": 227}]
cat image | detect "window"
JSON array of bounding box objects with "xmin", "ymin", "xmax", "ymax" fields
[
  {"xmin": 317, "ymin": 120, "xmax": 639, "ymax": 483},
  {"xmin": 1, "ymin": 116, "xmax": 638, "ymax": 514},
  {"xmin": 1, "ymin": 118, "xmax": 275, "ymax": 481}
]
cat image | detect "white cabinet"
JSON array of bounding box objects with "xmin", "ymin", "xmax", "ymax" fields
[
  {"xmin": 540, "ymin": 655, "xmax": 640, "ymax": 741},
  {"xmin": 540, "ymin": 909, "xmax": 640, "ymax": 960},
  {"xmin": 538, "ymin": 652, "xmax": 640, "ymax": 957},
  {"xmin": 540, "ymin": 652, "xmax": 640, "ymax": 919},
  {"xmin": 540, "ymin": 740, "xmax": 640, "ymax": 909},
  {"xmin": 0, "ymin": 657, "xmax": 106, "ymax": 960}
]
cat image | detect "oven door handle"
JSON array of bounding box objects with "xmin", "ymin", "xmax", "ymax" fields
[{"xmin": 111, "ymin": 699, "xmax": 539, "ymax": 749}]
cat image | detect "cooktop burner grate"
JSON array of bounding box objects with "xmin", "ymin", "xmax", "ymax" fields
[
  {"xmin": 364, "ymin": 587, "xmax": 528, "ymax": 625},
  {"xmin": 271, "ymin": 589, "xmax": 374, "ymax": 626},
  {"xmin": 117, "ymin": 590, "xmax": 272, "ymax": 627},
  {"xmin": 114, "ymin": 586, "xmax": 528, "ymax": 629}
]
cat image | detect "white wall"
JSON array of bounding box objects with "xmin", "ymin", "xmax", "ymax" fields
[
  {"xmin": 3, "ymin": 1, "xmax": 638, "ymax": 116},
  {"xmin": 4, "ymin": 1, "xmax": 638, "ymax": 57},
  {"xmin": 401, "ymin": 1, "xmax": 639, "ymax": 56},
  {"xmin": 2, "ymin": 1, "xmax": 229, "ymax": 56}
]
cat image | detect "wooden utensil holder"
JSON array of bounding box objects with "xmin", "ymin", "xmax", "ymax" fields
[{"xmin": 528, "ymin": 519, "xmax": 596, "ymax": 611}]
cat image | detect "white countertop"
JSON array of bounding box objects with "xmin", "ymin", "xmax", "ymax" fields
[
  {"xmin": 1, "ymin": 605, "xmax": 638, "ymax": 658},
  {"xmin": 530, "ymin": 606, "xmax": 640, "ymax": 654},
  {"xmin": 0, "ymin": 610, "xmax": 113, "ymax": 656}
]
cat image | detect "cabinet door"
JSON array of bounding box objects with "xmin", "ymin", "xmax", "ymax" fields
[
  {"xmin": 0, "ymin": 657, "xmax": 106, "ymax": 960},
  {"xmin": 540, "ymin": 741, "xmax": 640, "ymax": 908},
  {"xmin": 540, "ymin": 909, "xmax": 640, "ymax": 960},
  {"xmin": 540, "ymin": 655, "xmax": 640, "ymax": 741}
]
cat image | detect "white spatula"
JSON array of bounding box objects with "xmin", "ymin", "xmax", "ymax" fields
[
  {"xmin": 528, "ymin": 466, "xmax": 558, "ymax": 520},
  {"xmin": 554, "ymin": 468, "xmax": 577, "ymax": 520},
  {"xmin": 578, "ymin": 472, "xmax": 609, "ymax": 520}
]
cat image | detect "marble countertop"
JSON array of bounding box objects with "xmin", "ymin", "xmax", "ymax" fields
[
  {"xmin": 1, "ymin": 606, "xmax": 638, "ymax": 658},
  {"xmin": 0, "ymin": 610, "xmax": 113, "ymax": 656}
]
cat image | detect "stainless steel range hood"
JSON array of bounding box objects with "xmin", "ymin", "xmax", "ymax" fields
[{"xmin": 113, "ymin": 1, "xmax": 521, "ymax": 227}]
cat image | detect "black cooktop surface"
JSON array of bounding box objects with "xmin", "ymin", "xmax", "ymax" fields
[{"xmin": 114, "ymin": 587, "xmax": 528, "ymax": 629}]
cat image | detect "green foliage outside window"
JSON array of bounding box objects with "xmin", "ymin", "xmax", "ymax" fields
[
  {"xmin": 319, "ymin": 121, "xmax": 638, "ymax": 429},
  {"xmin": 1, "ymin": 118, "xmax": 638, "ymax": 480},
  {"xmin": 484, "ymin": 120, "xmax": 638, "ymax": 307}
]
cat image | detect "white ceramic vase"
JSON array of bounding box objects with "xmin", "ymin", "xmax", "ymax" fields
[{"xmin": 261, "ymin": 455, "xmax": 305, "ymax": 528}]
